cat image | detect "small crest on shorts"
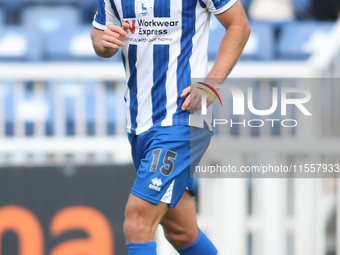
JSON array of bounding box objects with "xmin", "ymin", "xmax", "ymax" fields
[
  {"xmin": 151, "ymin": 177, "xmax": 163, "ymax": 187},
  {"xmin": 149, "ymin": 177, "xmax": 162, "ymax": 192}
]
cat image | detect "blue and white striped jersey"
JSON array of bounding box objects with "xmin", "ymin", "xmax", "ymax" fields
[{"xmin": 93, "ymin": 0, "xmax": 237, "ymax": 135}]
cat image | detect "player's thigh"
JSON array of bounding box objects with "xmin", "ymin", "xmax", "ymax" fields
[
  {"xmin": 124, "ymin": 193, "xmax": 169, "ymax": 242},
  {"xmin": 125, "ymin": 193, "xmax": 169, "ymax": 225},
  {"xmin": 160, "ymin": 191, "xmax": 199, "ymax": 246}
]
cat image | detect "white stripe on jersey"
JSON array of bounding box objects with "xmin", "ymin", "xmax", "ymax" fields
[
  {"xmin": 104, "ymin": 0, "xmax": 121, "ymax": 26},
  {"xmin": 189, "ymin": 2, "xmax": 213, "ymax": 129},
  {"xmin": 190, "ymin": 3, "xmax": 210, "ymax": 78},
  {"xmin": 113, "ymin": 0, "xmax": 123, "ymax": 22},
  {"xmin": 135, "ymin": 43, "xmax": 154, "ymax": 134},
  {"xmin": 122, "ymin": 44, "xmax": 132, "ymax": 133},
  {"xmin": 161, "ymin": 0, "xmax": 182, "ymax": 127}
]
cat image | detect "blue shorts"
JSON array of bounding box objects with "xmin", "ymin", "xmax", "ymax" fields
[{"xmin": 128, "ymin": 125, "xmax": 212, "ymax": 208}]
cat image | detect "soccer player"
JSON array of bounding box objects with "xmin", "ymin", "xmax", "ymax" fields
[{"xmin": 91, "ymin": 1, "xmax": 250, "ymax": 255}]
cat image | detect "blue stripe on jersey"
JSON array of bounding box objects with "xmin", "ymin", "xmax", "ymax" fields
[
  {"xmin": 95, "ymin": 0, "xmax": 106, "ymax": 25},
  {"xmin": 152, "ymin": 45, "xmax": 169, "ymax": 125},
  {"xmin": 109, "ymin": 0, "xmax": 122, "ymax": 26},
  {"xmin": 122, "ymin": 51, "xmax": 126, "ymax": 72},
  {"xmin": 154, "ymin": 0, "xmax": 170, "ymax": 18},
  {"xmin": 211, "ymin": 0, "xmax": 231, "ymax": 9},
  {"xmin": 128, "ymin": 45, "xmax": 138, "ymax": 135},
  {"xmin": 121, "ymin": 0, "xmax": 136, "ymax": 18},
  {"xmin": 174, "ymin": 0, "xmax": 196, "ymax": 123},
  {"xmin": 199, "ymin": 0, "xmax": 206, "ymax": 8}
]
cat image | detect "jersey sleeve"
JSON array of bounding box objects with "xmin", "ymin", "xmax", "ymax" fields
[
  {"xmin": 93, "ymin": 0, "xmax": 121, "ymax": 30},
  {"xmin": 203, "ymin": 0, "xmax": 239, "ymax": 15}
]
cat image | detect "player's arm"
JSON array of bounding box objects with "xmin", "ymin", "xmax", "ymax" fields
[
  {"xmin": 91, "ymin": 24, "xmax": 129, "ymax": 58},
  {"xmin": 207, "ymin": 0, "xmax": 250, "ymax": 80},
  {"xmin": 181, "ymin": 1, "xmax": 250, "ymax": 111}
]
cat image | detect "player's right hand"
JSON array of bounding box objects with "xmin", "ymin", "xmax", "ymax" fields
[{"xmin": 102, "ymin": 23, "xmax": 129, "ymax": 50}]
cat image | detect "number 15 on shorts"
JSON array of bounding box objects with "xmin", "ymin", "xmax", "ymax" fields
[{"xmin": 150, "ymin": 149, "xmax": 177, "ymax": 176}]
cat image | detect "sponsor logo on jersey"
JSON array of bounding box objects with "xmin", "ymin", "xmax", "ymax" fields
[
  {"xmin": 125, "ymin": 20, "xmax": 136, "ymax": 34},
  {"xmin": 124, "ymin": 19, "xmax": 179, "ymax": 36},
  {"xmin": 149, "ymin": 177, "xmax": 163, "ymax": 192}
]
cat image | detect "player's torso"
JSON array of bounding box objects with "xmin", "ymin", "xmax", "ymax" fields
[{"xmin": 112, "ymin": 0, "xmax": 211, "ymax": 135}]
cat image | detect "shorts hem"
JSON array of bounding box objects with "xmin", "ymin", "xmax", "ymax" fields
[{"xmin": 131, "ymin": 189, "xmax": 177, "ymax": 208}]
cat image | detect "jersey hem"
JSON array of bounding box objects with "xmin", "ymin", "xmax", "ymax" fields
[
  {"xmin": 131, "ymin": 189, "xmax": 177, "ymax": 208},
  {"xmin": 92, "ymin": 20, "xmax": 108, "ymax": 31},
  {"xmin": 127, "ymin": 119, "xmax": 190, "ymax": 135},
  {"xmin": 127, "ymin": 118, "xmax": 213, "ymax": 135},
  {"xmin": 212, "ymin": 0, "xmax": 238, "ymax": 15}
]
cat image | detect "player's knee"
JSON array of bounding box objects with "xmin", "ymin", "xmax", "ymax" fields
[
  {"xmin": 123, "ymin": 217, "xmax": 150, "ymax": 242},
  {"xmin": 123, "ymin": 218, "xmax": 138, "ymax": 238},
  {"xmin": 123, "ymin": 210, "xmax": 153, "ymax": 242},
  {"xmin": 164, "ymin": 228, "xmax": 196, "ymax": 249}
]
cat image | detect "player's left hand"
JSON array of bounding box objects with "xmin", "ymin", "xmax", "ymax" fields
[{"xmin": 180, "ymin": 84, "xmax": 214, "ymax": 113}]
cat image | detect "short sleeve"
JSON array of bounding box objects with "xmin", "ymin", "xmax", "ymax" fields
[
  {"xmin": 203, "ymin": 0, "xmax": 238, "ymax": 15},
  {"xmin": 93, "ymin": 0, "xmax": 121, "ymax": 30}
]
